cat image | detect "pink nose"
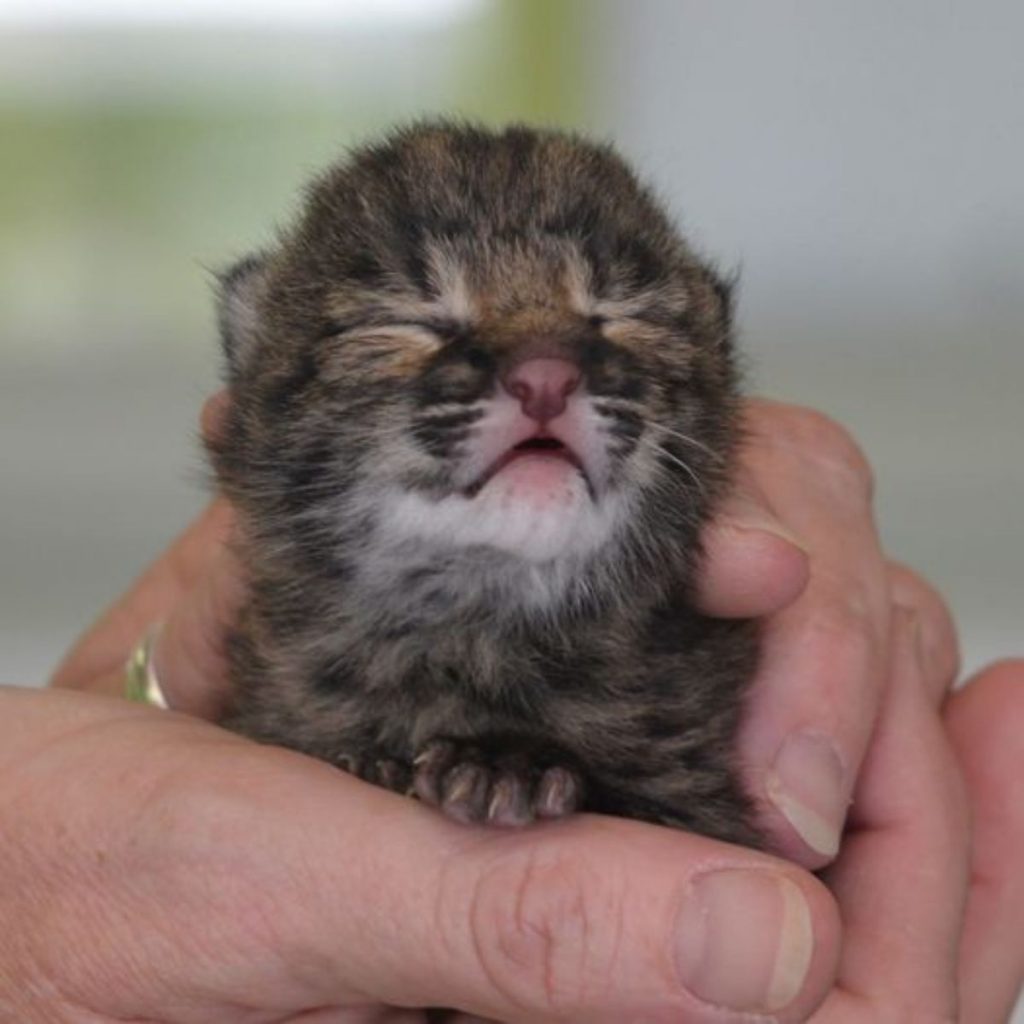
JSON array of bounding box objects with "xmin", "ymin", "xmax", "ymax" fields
[{"xmin": 502, "ymin": 358, "xmax": 582, "ymax": 421}]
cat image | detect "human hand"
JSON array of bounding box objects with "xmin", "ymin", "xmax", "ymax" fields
[
  {"xmin": 694, "ymin": 397, "xmax": 1024, "ymax": 1019},
  {"xmin": 45, "ymin": 395, "xmax": 959, "ymax": 881},
  {"xmin": 51, "ymin": 396, "xmax": 929, "ymax": 867},
  {"xmin": 44, "ymin": 395, "xmax": 1024, "ymax": 1021},
  {"xmin": 3, "ymin": 682, "xmax": 843, "ymax": 1022},
  {"xmin": 802, "ymin": 613, "xmax": 1020, "ymax": 1022},
  {"xmin": 36, "ymin": 602, "xmax": 1024, "ymax": 1024},
  {"xmin": 695, "ymin": 399, "xmax": 962, "ymax": 867}
]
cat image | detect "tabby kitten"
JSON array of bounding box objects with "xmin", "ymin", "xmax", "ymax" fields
[{"xmin": 210, "ymin": 121, "xmax": 761, "ymax": 847}]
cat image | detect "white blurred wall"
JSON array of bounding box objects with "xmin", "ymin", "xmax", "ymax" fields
[{"xmin": 593, "ymin": 0, "xmax": 1023, "ymax": 676}]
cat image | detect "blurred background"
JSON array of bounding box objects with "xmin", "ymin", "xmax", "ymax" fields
[{"xmin": 2, "ymin": 3, "xmax": 1021, "ymax": 684}]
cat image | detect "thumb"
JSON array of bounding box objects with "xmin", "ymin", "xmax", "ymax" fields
[
  {"xmin": 283, "ymin": 773, "xmax": 840, "ymax": 1023},
  {"xmin": 696, "ymin": 472, "xmax": 810, "ymax": 619}
]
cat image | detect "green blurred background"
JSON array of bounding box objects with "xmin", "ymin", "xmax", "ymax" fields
[
  {"xmin": 2, "ymin": 0, "xmax": 1022, "ymax": 714},
  {"xmin": 1, "ymin": 1, "xmax": 587, "ymax": 359}
]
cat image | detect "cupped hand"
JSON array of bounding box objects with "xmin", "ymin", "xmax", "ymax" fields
[
  {"xmin": 696, "ymin": 399, "xmax": 959, "ymax": 866},
  {"xmin": 444, "ymin": 640, "xmax": 1024, "ymax": 1024},
  {"xmin": 36, "ymin": 625, "xmax": 1024, "ymax": 1023},
  {"xmin": 51, "ymin": 396, "xmax": 954, "ymax": 868},
  {"xmin": 44, "ymin": 394, "xmax": 1024, "ymax": 1021},
  {"xmin": 1, "ymin": 684, "xmax": 841, "ymax": 1022}
]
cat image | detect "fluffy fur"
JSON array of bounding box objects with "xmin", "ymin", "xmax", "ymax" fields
[{"xmin": 209, "ymin": 121, "xmax": 761, "ymax": 846}]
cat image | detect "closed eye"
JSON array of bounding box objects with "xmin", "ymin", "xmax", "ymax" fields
[
  {"xmin": 325, "ymin": 322, "xmax": 447, "ymax": 351},
  {"xmin": 398, "ymin": 318, "xmax": 466, "ymax": 342}
]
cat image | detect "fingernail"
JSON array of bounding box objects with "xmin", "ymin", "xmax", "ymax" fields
[
  {"xmin": 766, "ymin": 733, "xmax": 846, "ymax": 857},
  {"xmin": 676, "ymin": 869, "xmax": 813, "ymax": 1012}
]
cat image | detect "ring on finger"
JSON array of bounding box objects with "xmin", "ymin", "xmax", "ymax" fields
[{"xmin": 123, "ymin": 626, "xmax": 170, "ymax": 709}]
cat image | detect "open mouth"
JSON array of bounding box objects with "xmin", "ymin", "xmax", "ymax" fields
[{"xmin": 465, "ymin": 435, "xmax": 586, "ymax": 497}]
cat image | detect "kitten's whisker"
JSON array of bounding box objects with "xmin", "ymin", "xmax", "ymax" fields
[
  {"xmin": 639, "ymin": 472, "xmax": 706, "ymax": 519},
  {"xmin": 645, "ymin": 422, "xmax": 724, "ymax": 464},
  {"xmin": 644, "ymin": 439, "xmax": 707, "ymax": 495}
]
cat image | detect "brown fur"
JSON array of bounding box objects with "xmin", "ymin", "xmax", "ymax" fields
[{"xmin": 209, "ymin": 121, "xmax": 761, "ymax": 846}]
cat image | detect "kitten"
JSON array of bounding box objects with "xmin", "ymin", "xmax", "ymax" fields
[{"xmin": 209, "ymin": 121, "xmax": 761, "ymax": 848}]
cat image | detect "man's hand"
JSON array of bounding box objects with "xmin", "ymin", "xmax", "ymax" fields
[
  {"xmin": 696, "ymin": 399, "xmax": 959, "ymax": 866},
  {"xmin": 24, "ymin": 624, "xmax": 1024, "ymax": 1022},
  {"xmin": 52, "ymin": 396, "xmax": 954, "ymax": 868},
  {"xmin": 0, "ymin": 685, "xmax": 841, "ymax": 1022},
  {"xmin": 42, "ymin": 395, "xmax": 1024, "ymax": 1021}
]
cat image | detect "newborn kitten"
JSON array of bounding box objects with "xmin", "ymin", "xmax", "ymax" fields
[{"xmin": 209, "ymin": 121, "xmax": 761, "ymax": 847}]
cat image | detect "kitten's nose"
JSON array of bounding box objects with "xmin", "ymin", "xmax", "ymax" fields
[{"xmin": 501, "ymin": 358, "xmax": 582, "ymax": 421}]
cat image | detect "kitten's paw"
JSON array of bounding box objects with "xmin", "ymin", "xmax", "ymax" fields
[
  {"xmin": 334, "ymin": 751, "xmax": 412, "ymax": 795},
  {"xmin": 412, "ymin": 738, "xmax": 583, "ymax": 826}
]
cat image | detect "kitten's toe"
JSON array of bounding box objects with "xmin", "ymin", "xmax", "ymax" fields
[
  {"xmin": 334, "ymin": 751, "xmax": 359, "ymax": 775},
  {"xmin": 535, "ymin": 765, "xmax": 583, "ymax": 819},
  {"xmin": 439, "ymin": 761, "xmax": 490, "ymax": 823},
  {"xmin": 369, "ymin": 757, "xmax": 411, "ymax": 794},
  {"xmin": 414, "ymin": 738, "xmax": 584, "ymax": 826},
  {"xmin": 486, "ymin": 769, "xmax": 533, "ymax": 826},
  {"xmin": 333, "ymin": 751, "xmax": 410, "ymax": 795},
  {"xmin": 413, "ymin": 739, "xmax": 460, "ymax": 806}
]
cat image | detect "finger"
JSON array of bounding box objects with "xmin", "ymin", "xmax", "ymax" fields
[
  {"xmin": 294, "ymin": 807, "xmax": 840, "ymax": 1024},
  {"xmin": 189, "ymin": 751, "xmax": 840, "ymax": 1023},
  {"xmin": 696, "ymin": 468, "xmax": 811, "ymax": 618},
  {"xmin": 1, "ymin": 689, "xmax": 425, "ymax": 1023},
  {"xmin": 49, "ymin": 499, "xmax": 235, "ymax": 692},
  {"xmin": 149, "ymin": 545, "xmax": 245, "ymax": 718},
  {"xmin": 733, "ymin": 400, "xmax": 891, "ymax": 866},
  {"xmin": 946, "ymin": 660, "xmax": 1024, "ymax": 1024},
  {"xmin": 10, "ymin": 688, "xmax": 838, "ymax": 1023},
  {"xmin": 887, "ymin": 561, "xmax": 960, "ymax": 704},
  {"xmin": 816, "ymin": 608, "xmax": 969, "ymax": 1021}
]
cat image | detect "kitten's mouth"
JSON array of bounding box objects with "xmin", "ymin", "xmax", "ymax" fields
[{"xmin": 465, "ymin": 435, "xmax": 588, "ymax": 498}]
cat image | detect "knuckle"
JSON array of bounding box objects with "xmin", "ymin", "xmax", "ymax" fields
[
  {"xmin": 465, "ymin": 845, "xmax": 623, "ymax": 1016},
  {"xmin": 888, "ymin": 562, "xmax": 961, "ymax": 687},
  {"xmin": 888, "ymin": 562, "xmax": 949, "ymax": 615},
  {"xmin": 772, "ymin": 405, "xmax": 875, "ymax": 501}
]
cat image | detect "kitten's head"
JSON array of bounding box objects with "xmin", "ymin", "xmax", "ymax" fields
[{"xmin": 212, "ymin": 122, "xmax": 740, "ymax": 613}]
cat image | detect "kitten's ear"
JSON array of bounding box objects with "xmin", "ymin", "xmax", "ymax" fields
[{"xmin": 217, "ymin": 253, "xmax": 271, "ymax": 379}]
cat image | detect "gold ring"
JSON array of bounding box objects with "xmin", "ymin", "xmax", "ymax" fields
[{"xmin": 123, "ymin": 627, "xmax": 170, "ymax": 709}]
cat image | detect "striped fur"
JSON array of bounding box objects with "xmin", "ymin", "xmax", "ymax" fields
[{"xmin": 209, "ymin": 122, "xmax": 760, "ymax": 846}]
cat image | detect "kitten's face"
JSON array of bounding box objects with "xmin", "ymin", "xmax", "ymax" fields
[
  {"xmin": 214, "ymin": 125, "xmax": 738, "ymax": 603},
  {"xmin": 313, "ymin": 246, "xmax": 715, "ymax": 566}
]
